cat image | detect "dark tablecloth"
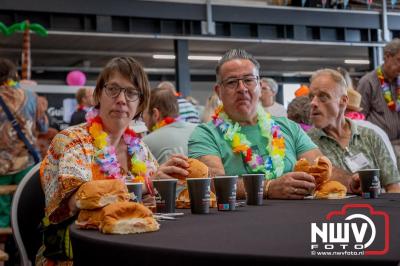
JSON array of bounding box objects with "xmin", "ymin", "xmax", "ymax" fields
[{"xmin": 70, "ymin": 194, "xmax": 400, "ymax": 266}]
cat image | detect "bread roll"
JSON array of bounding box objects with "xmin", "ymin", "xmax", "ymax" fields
[
  {"xmin": 309, "ymin": 156, "xmax": 332, "ymax": 187},
  {"xmin": 76, "ymin": 209, "xmax": 104, "ymax": 229},
  {"xmin": 314, "ymin": 180, "xmax": 347, "ymax": 199},
  {"xmin": 76, "ymin": 179, "xmax": 130, "ymax": 210},
  {"xmin": 294, "ymin": 158, "xmax": 310, "ymax": 172},
  {"xmin": 100, "ymin": 202, "xmax": 160, "ymax": 234},
  {"xmin": 294, "ymin": 156, "xmax": 332, "ymax": 188},
  {"xmin": 187, "ymin": 158, "xmax": 208, "ymax": 178},
  {"xmin": 172, "ymin": 158, "xmax": 209, "ymax": 180}
]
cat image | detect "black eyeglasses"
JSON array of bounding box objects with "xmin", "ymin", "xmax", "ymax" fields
[
  {"xmin": 220, "ymin": 75, "xmax": 259, "ymax": 91},
  {"xmin": 103, "ymin": 84, "xmax": 141, "ymax": 102}
]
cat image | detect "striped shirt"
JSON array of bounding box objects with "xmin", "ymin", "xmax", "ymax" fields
[
  {"xmin": 177, "ymin": 97, "xmax": 200, "ymax": 124},
  {"xmin": 356, "ymin": 69, "xmax": 400, "ymax": 141}
]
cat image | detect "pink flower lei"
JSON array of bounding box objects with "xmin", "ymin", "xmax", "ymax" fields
[{"xmin": 86, "ymin": 108, "xmax": 150, "ymax": 182}]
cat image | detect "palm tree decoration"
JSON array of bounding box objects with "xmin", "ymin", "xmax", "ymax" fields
[
  {"xmin": 0, "ymin": 22, "xmax": 7, "ymax": 35},
  {"xmin": 0, "ymin": 20, "xmax": 48, "ymax": 80}
]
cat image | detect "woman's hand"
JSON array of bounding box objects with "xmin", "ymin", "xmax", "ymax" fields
[{"xmin": 155, "ymin": 154, "xmax": 189, "ymax": 179}]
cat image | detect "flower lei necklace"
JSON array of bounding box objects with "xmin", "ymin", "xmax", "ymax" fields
[
  {"xmin": 152, "ymin": 116, "xmax": 178, "ymax": 131},
  {"xmin": 86, "ymin": 108, "xmax": 148, "ymax": 182},
  {"xmin": 212, "ymin": 104, "xmax": 285, "ymax": 180},
  {"xmin": 377, "ymin": 66, "xmax": 400, "ymax": 112},
  {"xmin": 2, "ymin": 79, "xmax": 18, "ymax": 88}
]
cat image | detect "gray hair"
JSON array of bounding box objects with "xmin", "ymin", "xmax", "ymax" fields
[
  {"xmin": 157, "ymin": 81, "xmax": 176, "ymax": 93},
  {"xmin": 215, "ymin": 49, "xmax": 260, "ymax": 82},
  {"xmin": 287, "ymin": 96, "xmax": 311, "ymax": 125},
  {"xmin": 261, "ymin": 77, "xmax": 278, "ymax": 93},
  {"xmin": 384, "ymin": 38, "xmax": 400, "ymax": 56},
  {"xmin": 336, "ymin": 67, "xmax": 353, "ymax": 90},
  {"xmin": 310, "ymin": 68, "xmax": 348, "ymax": 96}
]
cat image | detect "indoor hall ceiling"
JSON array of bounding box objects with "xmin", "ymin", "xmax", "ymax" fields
[{"xmin": 0, "ymin": 31, "xmax": 371, "ymax": 82}]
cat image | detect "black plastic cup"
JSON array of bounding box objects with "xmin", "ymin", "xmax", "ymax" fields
[
  {"xmin": 358, "ymin": 169, "xmax": 381, "ymax": 199},
  {"xmin": 187, "ymin": 178, "xmax": 211, "ymax": 214},
  {"xmin": 213, "ymin": 176, "xmax": 238, "ymax": 211},
  {"xmin": 126, "ymin": 182, "xmax": 143, "ymax": 203},
  {"xmin": 152, "ymin": 179, "xmax": 178, "ymax": 213},
  {"xmin": 241, "ymin": 174, "xmax": 265, "ymax": 205}
]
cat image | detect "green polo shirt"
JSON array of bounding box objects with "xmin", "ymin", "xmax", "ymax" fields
[
  {"xmin": 307, "ymin": 118, "xmax": 400, "ymax": 187},
  {"xmin": 188, "ymin": 117, "xmax": 317, "ymax": 176}
]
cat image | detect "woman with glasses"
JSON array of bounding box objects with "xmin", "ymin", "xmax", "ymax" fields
[{"xmin": 37, "ymin": 57, "xmax": 189, "ymax": 266}]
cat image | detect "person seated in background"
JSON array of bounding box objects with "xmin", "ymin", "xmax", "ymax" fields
[
  {"xmin": 37, "ymin": 57, "xmax": 189, "ymax": 266},
  {"xmin": 143, "ymin": 87, "xmax": 197, "ymax": 164},
  {"xmin": 157, "ymin": 81, "xmax": 200, "ymax": 123},
  {"xmin": 344, "ymin": 86, "xmax": 397, "ymax": 167},
  {"xmin": 307, "ymin": 68, "xmax": 400, "ymax": 192},
  {"xmin": 186, "ymin": 95, "xmax": 205, "ymax": 119},
  {"xmin": 259, "ymin": 77, "xmax": 287, "ymax": 117},
  {"xmin": 69, "ymin": 87, "xmax": 95, "ymax": 126},
  {"xmin": 0, "ymin": 58, "xmax": 48, "ymax": 229},
  {"xmin": 287, "ymin": 96, "xmax": 312, "ymax": 132},
  {"xmin": 188, "ymin": 49, "xmax": 360, "ymax": 199},
  {"xmin": 201, "ymin": 92, "xmax": 221, "ymax": 123}
]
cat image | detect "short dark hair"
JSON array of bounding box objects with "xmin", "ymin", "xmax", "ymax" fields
[
  {"xmin": 0, "ymin": 58, "xmax": 18, "ymax": 84},
  {"xmin": 148, "ymin": 87, "xmax": 179, "ymax": 118},
  {"xmin": 93, "ymin": 57, "xmax": 150, "ymax": 120},
  {"xmin": 215, "ymin": 49, "xmax": 260, "ymax": 82}
]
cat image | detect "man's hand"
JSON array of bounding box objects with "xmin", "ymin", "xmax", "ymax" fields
[
  {"xmin": 267, "ymin": 172, "xmax": 316, "ymax": 199},
  {"xmin": 349, "ymin": 174, "xmax": 362, "ymax": 194}
]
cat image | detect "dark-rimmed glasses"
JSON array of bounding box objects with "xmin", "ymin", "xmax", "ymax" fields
[
  {"xmin": 220, "ymin": 75, "xmax": 259, "ymax": 91},
  {"xmin": 103, "ymin": 84, "xmax": 141, "ymax": 102}
]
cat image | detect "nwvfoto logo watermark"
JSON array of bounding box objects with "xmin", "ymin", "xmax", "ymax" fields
[{"xmin": 310, "ymin": 204, "xmax": 389, "ymax": 256}]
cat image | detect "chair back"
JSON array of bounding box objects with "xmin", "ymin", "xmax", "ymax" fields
[{"xmin": 11, "ymin": 163, "xmax": 44, "ymax": 266}]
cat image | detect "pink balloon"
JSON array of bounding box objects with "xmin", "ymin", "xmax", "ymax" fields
[{"xmin": 66, "ymin": 70, "xmax": 86, "ymax": 86}]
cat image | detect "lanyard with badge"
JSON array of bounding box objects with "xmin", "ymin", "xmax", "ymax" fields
[{"xmin": 343, "ymin": 147, "xmax": 370, "ymax": 173}]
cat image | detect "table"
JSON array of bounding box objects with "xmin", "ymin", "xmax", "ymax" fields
[{"xmin": 70, "ymin": 194, "xmax": 400, "ymax": 266}]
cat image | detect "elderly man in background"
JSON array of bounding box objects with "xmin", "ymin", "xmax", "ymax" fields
[
  {"xmin": 157, "ymin": 81, "xmax": 200, "ymax": 124},
  {"xmin": 188, "ymin": 49, "xmax": 359, "ymax": 199},
  {"xmin": 357, "ymin": 38, "xmax": 400, "ymax": 171},
  {"xmin": 308, "ymin": 68, "xmax": 400, "ymax": 192},
  {"xmin": 143, "ymin": 87, "xmax": 197, "ymax": 164},
  {"xmin": 69, "ymin": 87, "xmax": 94, "ymax": 126},
  {"xmin": 260, "ymin": 77, "xmax": 287, "ymax": 117}
]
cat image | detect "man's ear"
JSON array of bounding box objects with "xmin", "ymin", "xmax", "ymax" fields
[
  {"xmin": 152, "ymin": 108, "xmax": 161, "ymax": 121},
  {"xmin": 340, "ymin": 95, "xmax": 349, "ymax": 109},
  {"xmin": 214, "ymin": 84, "xmax": 222, "ymax": 99}
]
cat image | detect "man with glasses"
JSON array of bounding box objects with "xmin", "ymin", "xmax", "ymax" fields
[{"xmin": 188, "ymin": 49, "xmax": 342, "ymax": 199}]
